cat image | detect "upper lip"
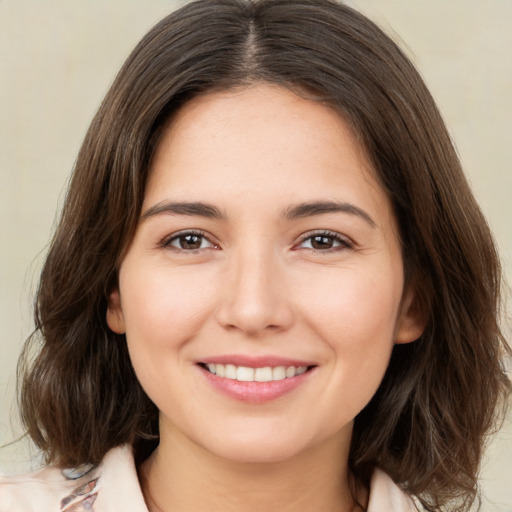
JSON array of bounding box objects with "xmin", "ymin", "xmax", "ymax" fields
[{"xmin": 198, "ymin": 354, "xmax": 316, "ymax": 368}]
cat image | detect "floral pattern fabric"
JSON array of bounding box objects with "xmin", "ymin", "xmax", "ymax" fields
[{"xmin": 0, "ymin": 445, "xmax": 416, "ymax": 512}]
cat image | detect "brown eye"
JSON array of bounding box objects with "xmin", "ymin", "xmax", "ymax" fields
[
  {"xmin": 179, "ymin": 234, "xmax": 202, "ymax": 250},
  {"xmin": 166, "ymin": 232, "xmax": 215, "ymax": 251},
  {"xmin": 311, "ymin": 235, "xmax": 336, "ymax": 250},
  {"xmin": 298, "ymin": 232, "xmax": 352, "ymax": 251}
]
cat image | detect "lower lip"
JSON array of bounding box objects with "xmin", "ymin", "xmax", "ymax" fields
[{"xmin": 199, "ymin": 365, "xmax": 314, "ymax": 404}]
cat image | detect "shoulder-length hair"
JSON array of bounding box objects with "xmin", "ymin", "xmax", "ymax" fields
[{"xmin": 18, "ymin": 1, "xmax": 511, "ymax": 510}]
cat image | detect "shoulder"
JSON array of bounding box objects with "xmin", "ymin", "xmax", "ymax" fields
[
  {"xmin": 0, "ymin": 445, "xmax": 148, "ymax": 512},
  {"xmin": 0, "ymin": 460, "xmax": 99, "ymax": 512},
  {"xmin": 367, "ymin": 468, "xmax": 418, "ymax": 512}
]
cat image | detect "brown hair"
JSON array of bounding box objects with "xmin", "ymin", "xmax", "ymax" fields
[{"xmin": 18, "ymin": 1, "xmax": 511, "ymax": 510}]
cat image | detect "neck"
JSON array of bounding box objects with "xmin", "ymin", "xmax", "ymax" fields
[{"xmin": 139, "ymin": 423, "xmax": 364, "ymax": 512}]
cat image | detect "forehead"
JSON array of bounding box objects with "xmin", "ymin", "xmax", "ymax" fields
[
  {"xmin": 148, "ymin": 85, "xmax": 379, "ymax": 193},
  {"xmin": 142, "ymin": 84, "xmax": 394, "ymax": 236}
]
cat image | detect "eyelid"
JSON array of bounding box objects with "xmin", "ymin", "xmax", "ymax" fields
[
  {"xmin": 158, "ymin": 229, "xmax": 353, "ymax": 253},
  {"xmin": 160, "ymin": 229, "xmax": 220, "ymax": 251},
  {"xmin": 293, "ymin": 230, "xmax": 354, "ymax": 251}
]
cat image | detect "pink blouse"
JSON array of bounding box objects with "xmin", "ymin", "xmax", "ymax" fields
[{"xmin": 0, "ymin": 445, "xmax": 417, "ymax": 511}]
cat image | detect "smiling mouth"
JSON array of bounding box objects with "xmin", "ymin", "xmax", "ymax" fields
[{"xmin": 198, "ymin": 363, "xmax": 315, "ymax": 382}]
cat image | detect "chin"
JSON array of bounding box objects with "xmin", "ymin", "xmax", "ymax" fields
[
  {"xmin": 193, "ymin": 422, "xmax": 310, "ymax": 464},
  {"xmin": 212, "ymin": 440, "xmax": 303, "ymax": 465}
]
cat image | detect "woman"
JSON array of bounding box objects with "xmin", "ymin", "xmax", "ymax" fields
[{"xmin": 2, "ymin": 0, "xmax": 510, "ymax": 511}]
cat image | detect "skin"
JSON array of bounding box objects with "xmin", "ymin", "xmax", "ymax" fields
[{"xmin": 107, "ymin": 84, "xmax": 424, "ymax": 512}]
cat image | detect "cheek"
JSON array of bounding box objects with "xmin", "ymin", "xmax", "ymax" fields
[
  {"xmin": 297, "ymin": 263, "xmax": 403, "ymax": 400},
  {"xmin": 300, "ymin": 264, "xmax": 403, "ymax": 344},
  {"xmin": 119, "ymin": 264, "xmax": 219, "ymax": 367}
]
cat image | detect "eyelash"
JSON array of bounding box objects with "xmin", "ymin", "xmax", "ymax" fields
[
  {"xmin": 161, "ymin": 230, "xmax": 218, "ymax": 252},
  {"xmin": 294, "ymin": 230, "xmax": 354, "ymax": 252},
  {"xmin": 161, "ymin": 230, "xmax": 353, "ymax": 253}
]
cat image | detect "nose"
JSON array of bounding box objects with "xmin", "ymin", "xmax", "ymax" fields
[{"xmin": 214, "ymin": 247, "xmax": 294, "ymax": 336}]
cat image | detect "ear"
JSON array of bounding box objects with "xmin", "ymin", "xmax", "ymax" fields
[
  {"xmin": 394, "ymin": 287, "xmax": 427, "ymax": 344},
  {"xmin": 106, "ymin": 288, "xmax": 126, "ymax": 334}
]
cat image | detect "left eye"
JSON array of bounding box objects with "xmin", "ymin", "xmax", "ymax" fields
[
  {"xmin": 166, "ymin": 232, "xmax": 215, "ymax": 251},
  {"xmin": 298, "ymin": 232, "xmax": 351, "ymax": 251}
]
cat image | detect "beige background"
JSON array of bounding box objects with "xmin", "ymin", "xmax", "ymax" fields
[{"xmin": 1, "ymin": 1, "xmax": 511, "ymax": 510}]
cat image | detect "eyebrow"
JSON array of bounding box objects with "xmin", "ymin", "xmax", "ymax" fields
[
  {"xmin": 141, "ymin": 199, "xmax": 376, "ymax": 228},
  {"xmin": 282, "ymin": 201, "xmax": 376, "ymax": 227},
  {"xmin": 141, "ymin": 201, "xmax": 225, "ymax": 220}
]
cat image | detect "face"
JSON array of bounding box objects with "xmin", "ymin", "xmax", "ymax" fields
[{"xmin": 108, "ymin": 84, "xmax": 423, "ymax": 464}]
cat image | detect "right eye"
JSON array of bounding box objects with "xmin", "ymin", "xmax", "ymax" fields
[{"xmin": 164, "ymin": 231, "xmax": 217, "ymax": 251}]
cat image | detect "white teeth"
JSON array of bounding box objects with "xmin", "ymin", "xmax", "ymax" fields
[
  {"xmin": 215, "ymin": 364, "xmax": 225, "ymax": 377},
  {"xmin": 236, "ymin": 366, "xmax": 254, "ymax": 382},
  {"xmin": 225, "ymin": 364, "xmax": 237, "ymax": 380},
  {"xmin": 254, "ymin": 367, "xmax": 273, "ymax": 382},
  {"xmin": 204, "ymin": 363, "xmax": 309, "ymax": 382},
  {"xmin": 272, "ymin": 366, "xmax": 286, "ymax": 381}
]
